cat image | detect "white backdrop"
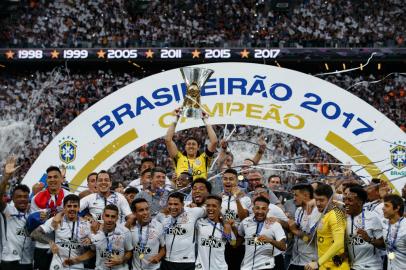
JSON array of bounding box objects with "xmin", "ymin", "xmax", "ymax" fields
[{"xmin": 22, "ymin": 63, "xmax": 406, "ymax": 192}]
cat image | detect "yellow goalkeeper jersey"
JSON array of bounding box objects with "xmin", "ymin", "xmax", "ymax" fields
[
  {"xmin": 317, "ymin": 207, "xmax": 350, "ymax": 270},
  {"xmin": 174, "ymin": 150, "xmax": 213, "ymax": 180}
]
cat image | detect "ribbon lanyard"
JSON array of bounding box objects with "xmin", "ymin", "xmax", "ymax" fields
[
  {"xmin": 207, "ymin": 219, "xmax": 230, "ymax": 240},
  {"xmin": 168, "ymin": 215, "xmax": 179, "ymax": 259},
  {"xmin": 138, "ymin": 224, "xmax": 150, "ymax": 254},
  {"xmin": 227, "ymin": 195, "xmax": 232, "ymax": 211},
  {"xmin": 255, "ymin": 219, "xmax": 264, "ymax": 236},
  {"xmin": 105, "ymin": 232, "xmax": 113, "ymax": 254},
  {"xmin": 296, "ymin": 209, "xmax": 304, "ymax": 228},
  {"xmin": 65, "ymin": 217, "xmax": 79, "ymax": 259},
  {"xmin": 351, "ymin": 209, "xmax": 365, "ymax": 234},
  {"xmin": 187, "ymin": 158, "xmax": 194, "ymax": 175},
  {"xmin": 208, "ymin": 223, "xmax": 217, "ymax": 270},
  {"xmin": 387, "ymin": 217, "xmax": 404, "ymax": 251},
  {"xmin": 252, "ymin": 220, "xmax": 263, "ymax": 270}
]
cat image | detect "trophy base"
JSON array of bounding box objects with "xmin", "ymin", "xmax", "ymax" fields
[{"xmin": 181, "ymin": 107, "xmax": 202, "ymax": 119}]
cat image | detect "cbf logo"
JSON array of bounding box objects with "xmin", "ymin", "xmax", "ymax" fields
[
  {"xmin": 58, "ymin": 136, "xmax": 78, "ymax": 164},
  {"xmin": 390, "ymin": 142, "xmax": 406, "ymax": 174}
]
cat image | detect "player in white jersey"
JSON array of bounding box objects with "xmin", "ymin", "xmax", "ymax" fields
[
  {"xmin": 91, "ymin": 204, "xmax": 133, "ymax": 270},
  {"xmin": 238, "ymin": 196, "xmax": 286, "ymax": 270},
  {"xmin": 156, "ymin": 192, "xmax": 205, "ymax": 270},
  {"xmin": 364, "ymin": 179, "xmax": 384, "ymax": 218},
  {"xmin": 30, "ymin": 166, "xmax": 71, "ymax": 270},
  {"xmin": 127, "ymin": 198, "xmax": 165, "ymax": 270},
  {"xmin": 382, "ymin": 194, "xmax": 406, "ymax": 270},
  {"xmin": 0, "ymin": 184, "xmax": 34, "ymax": 270},
  {"xmin": 220, "ymin": 168, "xmax": 251, "ymax": 270},
  {"xmin": 31, "ymin": 194, "xmax": 94, "ymax": 270},
  {"xmin": 184, "ymin": 178, "xmax": 211, "ymax": 207},
  {"xmin": 195, "ymin": 195, "xmax": 235, "ymax": 270},
  {"xmin": 80, "ymin": 170, "xmax": 132, "ymax": 224},
  {"xmin": 287, "ymin": 183, "xmax": 320, "ymax": 270},
  {"xmin": 344, "ymin": 185, "xmax": 384, "ymax": 270},
  {"xmin": 0, "ymin": 156, "xmax": 20, "ymax": 264},
  {"xmin": 252, "ymin": 184, "xmax": 288, "ymax": 270}
]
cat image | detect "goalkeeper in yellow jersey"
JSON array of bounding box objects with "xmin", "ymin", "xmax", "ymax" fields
[{"xmin": 305, "ymin": 184, "xmax": 350, "ymax": 270}]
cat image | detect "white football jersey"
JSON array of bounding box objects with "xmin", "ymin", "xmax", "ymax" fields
[
  {"xmin": 383, "ymin": 217, "xmax": 406, "ymax": 270},
  {"xmin": 346, "ymin": 210, "xmax": 383, "ymax": 270},
  {"xmin": 91, "ymin": 224, "xmax": 133, "ymax": 270},
  {"xmin": 80, "ymin": 192, "xmax": 131, "ymax": 223},
  {"xmin": 238, "ymin": 216, "xmax": 286, "ymax": 270},
  {"xmin": 195, "ymin": 218, "xmax": 235, "ymax": 270},
  {"xmin": 41, "ymin": 217, "xmax": 92, "ymax": 270},
  {"xmin": 1, "ymin": 204, "xmax": 34, "ymax": 264},
  {"xmin": 290, "ymin": 206, "xmax": 320, "ymax": 266},
  {"xmin": 156, "ymin": 206, "xmax": 205, "ymax": 263},
  {"xmin": 130, "ymin": 219, "xmax": 164, "ymax": 270},
  {"xmin": 221, "ymin": 194, "xmax": 251, "ymax": 227},
  {"xmin": 30, "ymin": 188, "xmax": 71, "ymax": 249}
]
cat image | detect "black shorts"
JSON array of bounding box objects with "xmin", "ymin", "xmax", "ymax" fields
[
  {"xmin": 225, "ymin": 243, "xmax": 245, "ymax": 270},
  {"xmin": 160, "ymin": 260, "xmax": 195, "ymax": 270},
  {"xmin": 288, "ymin": 264, "xmax": 305, "ymax": 270},
  {"xmin": 1, "ymin": 260, "xmax": 33, "ymax": 270},
  {"xmin": 33, "ymin": 248, "xmax": 52, "ymax": 270}
]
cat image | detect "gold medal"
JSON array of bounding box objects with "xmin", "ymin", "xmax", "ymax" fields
[
  {"xmin": 230, "ymin": 240, "xmax": 236, "ymax": 246},
  {"xmin": 388, "ymin": 252, "xmax": 395, "ymax": 260},
  {"xmin": 139, "ymin": 253, "xmax": 145, "ymax": 260},
  {"xmin": 238, "ymin": 175, "xmax": 244, "ymax": 181},
  {"xmin": 302, "ymin": 235, "xmax": 309, "ymax": 243}
]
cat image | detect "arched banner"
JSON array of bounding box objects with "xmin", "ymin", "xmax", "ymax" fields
[{"xmin": 22, "ymin": 63, "xmax": 406, "ymax": 192}]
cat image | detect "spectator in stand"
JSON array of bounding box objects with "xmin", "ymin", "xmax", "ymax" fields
[{"xmin": 1, "ymin": 0, "xmax": 404, "ymax": 48}]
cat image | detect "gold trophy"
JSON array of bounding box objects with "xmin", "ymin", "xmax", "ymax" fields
[{"xmin": 180, "ymin": 67, "xmax": 214, "ymax": 118}]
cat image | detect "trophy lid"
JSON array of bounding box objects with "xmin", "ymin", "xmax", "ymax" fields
[{"xmin": 180, "ymin": 67, "xmax": 214, "ymax": 89}]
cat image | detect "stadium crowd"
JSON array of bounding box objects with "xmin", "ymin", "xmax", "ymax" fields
[{"xmin": 1, "ymin": 0, "xmax": 405, "ymax": 48}]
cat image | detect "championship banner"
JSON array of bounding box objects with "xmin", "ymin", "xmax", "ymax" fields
[{"xmin": 21, "ymin": 63, "xmax": 406, "ymax": 192}]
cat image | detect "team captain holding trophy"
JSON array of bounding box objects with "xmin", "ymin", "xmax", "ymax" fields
[{"xmin": 165, "ymin": 67, "xmax": 218, "ymax": 182}]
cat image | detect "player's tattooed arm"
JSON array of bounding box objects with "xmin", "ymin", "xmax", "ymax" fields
[{"xmin": 30, "ymin": 226, "xmax": 53, "ymax": 244}]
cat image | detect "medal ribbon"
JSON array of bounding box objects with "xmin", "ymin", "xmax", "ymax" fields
[
  {"xmin": 387, "ymin": 217, "xmax": 404, "ymax": 252},
  {"xmin": 207, "ymin": 219, "xmax": 231, "ymax": 241},
  {"xmin": 138, "ymin": 223, "xmax": 150, "ymax": 257}
]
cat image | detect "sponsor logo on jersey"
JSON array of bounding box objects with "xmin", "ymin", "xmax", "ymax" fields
[
  {"xmin": 57, "ymin": 238, "xmax": 81, "ymax": 249},
  {"xmin": 224, "ymin": 209, "xmax": 237, "ymax": 220},
  {"xmin": 135, "ymin": 244, "xmax": 152, "ymax": 254},
  {"xmin": 166, "ymin": 224, "xmax": 187, "ymax": 235},
  {"xmin": 201, "ymin": 236, "xmax": 224, "ymax": 248},
  {"xmin": 100, "ymin": 249, "xmax": 121, "ymax": 258},
  {"xmin": 348, "ymin": 235, "xmax": 367, "ymax": 246}
]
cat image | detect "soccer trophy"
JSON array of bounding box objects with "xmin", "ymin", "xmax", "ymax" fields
[{"xmin": 180, "ymin": 67, "xmax": 214, "ymax": 118}]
